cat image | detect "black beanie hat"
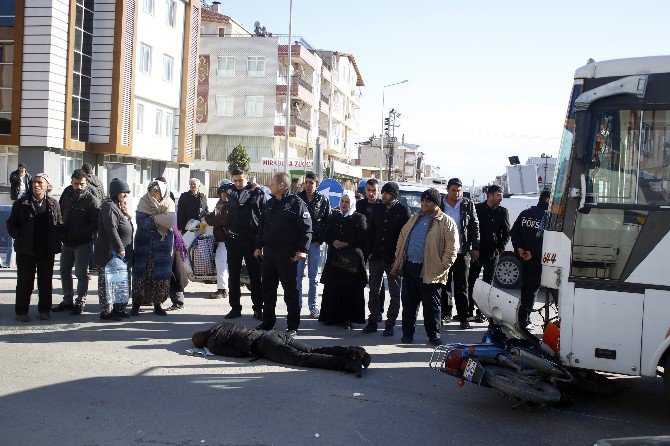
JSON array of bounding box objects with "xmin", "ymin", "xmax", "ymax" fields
[
  {"xmin": 109, "ymin": 177, "xmax": 130, "ymax": 197},
  {"xmin": 421, "ymin": 188, "xmax": 441, "ymax": 205},
  {"xmin": 381, "ymin": 181, "xmax": 399, "ymax": 198}
]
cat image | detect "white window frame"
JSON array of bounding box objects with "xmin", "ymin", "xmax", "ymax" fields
[
  {"xmin": 135, "ymin": 103, "xmax": 144, "ymax": 133},
  {"xmin": 246, "ymin": 56, "xmax": 265, "ymax": 77},
  {"xmin": 216, "ymin": 56, "xmax": 235, "ymax": 77},
  {"xmin": 162, "ymin": 54, "xmax": 173, "ymax": 82},
  {"xmin": 244, "ymin": 95, "xmax": 263, "ymax": 117},
  {"xmin": 165, "ymin": 0, "xmax": 176, "ymax": 27},
  {"xmin": 215, "ymin": 95, "xmax": 234, "ymax": 117},
  {"xmin": 164, "ymin": 112, "xmax": 173, "ymax": 138},
  {"xmin": 139, "ymin": 43, "xmax": 151, "ymax": 74},
  {"xmin": 155, "ymin": 109, "xmax": 162, "ymax": 136},
  {"xmin": 142, "ymin": 0, "xmax": 154, "ymax": 15}
]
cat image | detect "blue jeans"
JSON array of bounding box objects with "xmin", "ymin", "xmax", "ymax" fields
[{"xmin": 296, "ymin": 242, "xmax": 322, "ymax": 310}]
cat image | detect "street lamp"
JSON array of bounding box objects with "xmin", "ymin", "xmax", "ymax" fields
[
  {"xmin": 283, "ymin": 0, "xmax": 293, "ymax": 173},
  {"xmin": 381, "ymin": 80, "xmax": 408, "ymax": 180}
]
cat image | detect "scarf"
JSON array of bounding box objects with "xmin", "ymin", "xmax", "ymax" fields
[
  {"xmin": 137, "ymin": 187, "xmax": 176, "ymax": 240},
  {"xmin": 340, "ymin": 189, "xmax": 356, "ymax": 217}
]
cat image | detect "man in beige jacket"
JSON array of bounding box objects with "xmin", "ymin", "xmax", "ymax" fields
[{"xmin": 392, "ymin": 188, "xmax": 459, "ymax": 345}]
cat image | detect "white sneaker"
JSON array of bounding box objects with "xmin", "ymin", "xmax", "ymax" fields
[{"xmin": 309, "ymin": 308, "xmax": 320, "ymax": 318}]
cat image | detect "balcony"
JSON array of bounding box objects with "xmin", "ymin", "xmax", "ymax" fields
[
  {"xmin": 318, "ymin": 128, "xmax": 327, "ymax": 138},
  {"xmin": 276, "ymin": 82, "xmax": 315, "ymax": 105},
  {"xmin": 320, "ymin": 92, "xmax": 329, "ymax": 104}
]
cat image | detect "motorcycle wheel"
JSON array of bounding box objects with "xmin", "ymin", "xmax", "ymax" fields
[{"xmin": 483, "ymin": 366, "xmax": 561, "ymax": 405}]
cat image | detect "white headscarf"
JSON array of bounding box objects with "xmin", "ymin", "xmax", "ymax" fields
[{"xmin": 340, "ymin": 189, "xmax": 355, "ymax": 217}]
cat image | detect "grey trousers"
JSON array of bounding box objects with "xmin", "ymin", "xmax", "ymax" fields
[
  {"xmin": 368, "ymin": 258, "xmax": 401, "ymax": 325},
  {"xmin": 60, "ymin": 243, "xmax": 93, "ymax": 306}
]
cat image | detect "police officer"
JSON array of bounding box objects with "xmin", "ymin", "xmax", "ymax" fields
[
  {"xmin": 510, "ymin": 189, "xmax": 550, "ymax": 328},
  {"xmin": 255, "ymin": 172, "xmax": 312, "ymax": 336}
]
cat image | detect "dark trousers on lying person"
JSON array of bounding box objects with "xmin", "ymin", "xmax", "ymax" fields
[
  {"xmin": 401, "ymin": 261, "xmax": 442, "ymax": 340},
  {"xmin": 251, "ymin": 331, "xmax": 355, "ymax": 372},
  {"xmin": 261, "ymin": 247, "xmax": 300, "ymax": 331}
]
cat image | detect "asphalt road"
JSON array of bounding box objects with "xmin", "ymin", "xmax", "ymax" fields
[{"xmin": 0, "ymin": 265, "xmax": 668, "ymax": 446}]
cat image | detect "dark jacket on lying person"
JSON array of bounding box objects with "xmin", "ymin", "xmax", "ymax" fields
[{"xmin": 192, "ymin": 322, "xmax": 370, "ymax": 376}]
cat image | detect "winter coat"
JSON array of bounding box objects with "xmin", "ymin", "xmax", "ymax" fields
[
  {"xmin": 94, "ymin": 199, "xmax": 134, "ymax": 268},
  {"xmin": 86, "ymin": 173, "xmax": 106, "ymax": 202},
  {"xmin": 9, "ymin": 170, "xmax": 31, "ymax": 201},
  {"xmin": 177, "ymin": 191, "xmax": 208, "ymax": 232},
  {"xmin": 365, "ymin": 200, "xmax": 411, "ymax": 265},
  {"xmin": 133, "ymin": 209, "xmax": 175, "ymax": 280},
  {"xmin": 392, "ymin": 210, "xmax": 459, "ymax": 285},
  {"xmin": 204, "ymin": 198, "xmax": 234, "ymax": 243},
  {"xmin": 475, "ymin": 202, "xmax": 510, "ymax": 259},
  {"xmin": 510, "ymin": 201, "xmax": 548, "ymax": 260},
  {"xmin": 355, "ymin": 198, "xmax": 380, "ymax": 223},
  {"xmin": 320, "ymin": 211, "xmax": 368, "ymax": 287},
  {"xmin": 203, "ymin": 322, "xmax": 267, "ymax": 357},
  {"xmin": 6, "ymin": 194, "xmax": 63, "ymax": 255},
  {"xmin": 257, "ymin": 191, "xmax": 312, "ymax": 253},
  {"xmin": 441, "ymin": 196, "xmax": 480, "ymax": 253},
  {"xmin": 59, "ymin": 187, "xmax": 100, "ymax": 247},
  {"xmin": 227, "ymin": 185, "xmax": 266, "ymax": 240},
  {"xmin": 297, "ymin": 190, "xmax": 330, "ymax": 243}
]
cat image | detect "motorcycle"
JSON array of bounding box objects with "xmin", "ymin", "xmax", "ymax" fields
[{"xmin": 429, "ymin": 281, "xmax": 611, "ymax": 405}]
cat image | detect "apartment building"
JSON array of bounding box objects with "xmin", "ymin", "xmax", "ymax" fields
[
  {"xmin": 0, "ymin": 0, "xmax": 201, "ymax": 203},
  {"xmin": 193, "ymin": 6, "xmax": 364, "ymax": 190}
]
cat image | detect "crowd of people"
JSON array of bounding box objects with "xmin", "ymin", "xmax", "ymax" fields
[{"xmin": 6, "ymin": 162, "xmax": 550, "ymax": 348}]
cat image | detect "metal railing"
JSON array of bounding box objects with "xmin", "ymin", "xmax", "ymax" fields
[{"xmin": 320, "ymin": 93, "xmax": 329, "ymax": 104}]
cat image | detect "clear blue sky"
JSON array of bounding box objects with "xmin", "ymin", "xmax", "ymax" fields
[{"xmin": 220, "ymin": 0, "xmax": 670, "ymax": 185}]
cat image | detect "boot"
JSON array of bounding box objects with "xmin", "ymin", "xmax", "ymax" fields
[
  {"xmin": 153, "ymin": 304, "xmax": 168, "ymax": 316},
  {"xmin": 361, "ymin": 321, "xmax": 378, "ymax": 334},
  {"xmin": 130, "ymin": 304, "xmax": 141, "ymax": 316}
]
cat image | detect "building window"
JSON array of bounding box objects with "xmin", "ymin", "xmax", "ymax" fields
[
  {"xmin": 165, "ymin": 112, "xmax": 172, "ymax": 138},
  {"xmin": 142, "ymin": 0, "xmax": 153, "ymax": 15},
  {"xmin": 216, "ymin": 56, "xmax": 234, "ymax": 77},
  {"xmin": 0, "ymin": 40, "xmax": 14, "ymax": 135},
  {"xmin": 155, "ymin": 109, "xmax": 162, "ymax": 136},
  {"xmin": 165, "ymin": 0, "xmax": 176, "ymax": 26},
  {"xmin": 0, "ymin": 146, "xmax": 18, "ymax": 185},
  {"xmin": 135, "ymin": 103, "xmax": 144, "ymax": 133},
  {"xmin": 70, "ymin": 0, "xmax": 93, "ymax": 142},
  {"xmin": 59, "ymin": 150, "xmax": 84, "ymax": 188},
  {"xmin": 218, "ymin": 27, "xmax": 227, "ymax": 37},
  {"xmin": 244, "ymin": 96, "xmax": 263, "ymax": 117},
  {"xmin": 215, "ymin": 95, "xmax": 233, "ymax": 117},
  {"xmin": 162, "ymin": 54, "xmax": 173, "ymax": 82},
  {"xmin": 246, "ymin": 56, "xmax": 265, "ymax": 77},
  {"xmin": 139, "ymin": 43, "xmax": 151, "ymax": 73}
]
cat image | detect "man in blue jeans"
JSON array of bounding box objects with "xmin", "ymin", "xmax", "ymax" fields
[
  {"xmin": 52, "ymin": 170, "xmax": 100, "ymax": 315},
  {"xmin": 296, "ymin": 172, "xmax": 330, "ymax": 318}
]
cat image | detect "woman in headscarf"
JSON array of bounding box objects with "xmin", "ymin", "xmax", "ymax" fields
[
  {"xmin": 131, "ymin": 179, "xmax": 175, "ymax": 316},
  {"xmin": 318, "ymin": 190, "xmax": 367, "ymax": 329},
  {"xmin": 95, "ymin": 178, "xmax": 134, "ymax": 321}
]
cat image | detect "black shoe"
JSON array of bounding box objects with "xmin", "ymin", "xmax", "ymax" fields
[
  {"xmin": 51, "ymin": 302, "xmax": 74, "ymax": 312},
  {"xmin": 100, "ymin": 312, "xmax": 122, "ymax": 321},
  {"xmin": 460, "ymin": 320, "xmax": 472, "ymax": 330},
  {"xmin": 256, "ymin": 323, "xmax": 274, "ymax": 331},
  {"xmin": 361, "ymin": 322, "xmax": 378, "ymax": 334},
  {"xmin": 15, "ymin": 314, "xmax": 31, "ymax": 323},
  {"xmin": 70, "ymin": 305, "xmax": 83, "ymax": 316},
  {"xmin": 153, "ymin": 305, "xmax": 168, "ymax": 316},
  {"xmin": 382, "ymin": 325, "xmax": 394, "ymax": 337},
  {"xmin": 130, "ymin": 305, "xmax": 140, "ymax": 316},
  {"xmin": 114, "ymin": 309, "xmax": 131, "ymax": 318},
  {"xmin": 429, "ymin": 337, "xmax": 443, "ymax": 346},
  {"xmin": 166, "ymin": 304, "xmax": 183, "ymax": 311},
  {"xmin": 347, "ymin": 346, "xmax": 371, "ymax": 369},
  {"xmin": 286, "ymin": 329, "xmax": 297, "ymax": 338},
  {"xmin": 451, "ymin": 314, "xmax": 461, "ymax": 321},
  {"xmin": 253, "ymin": 310, "xmax": 263, "ymax": 321},
  {"xmin": 39, "ymin": 312, "xmax": 51, "ymax": 321},
  {"xmin": 224, "ymin": 309, "xmax": 242, "ymax": 319},
  {"xmin": 400, "ymin": 336, "xmax": 413, "ymax": 344}
]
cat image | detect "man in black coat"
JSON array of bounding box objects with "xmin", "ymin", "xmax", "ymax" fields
[
  {"xmin": 192, "ymin": 322, "xmax": 369, "ymax": 377},
  {"xmin": 177, "ymin": 178, "xmax": 209, "ymax": 232},
  {"xmin": 6, "ymin": 173, "xmax": 63, "ymax": 322},
  {"xmin": 9, "ymin": 163, "xmax": 31, "ymax": 201},
  {"xmin": 362, "ymin": 181, "xmax": 411, "ymax": 336},
  {"xmin": 355, "ymin": 178, "xmax": 386, "ymax": 321},
  {"xmin": 254, "ymin": 172, "xmax": 312, "ymax": 336},
  {"xmin": 440, "ymin": 178, "xmax": 480, "ymax": 329},
  {"xmin": 510, "ymin": 189, "xmax": 550, "ymax": 328},
  {"xmin": 296, "ymin": 172, "xmax": 330, "ymax": 318},
  {"xmin": 81, "ymin": 163, "xmax": 106, "ymax": 202},
  {"xmin": 52, "ymin": 170, "xmax": 100, "ymax": 314},
  {"xmin": 467, "ymin": 184, "xmax": 509, "ymax": 321},
  {"xmin": 224, "ymin": 169, "xmax": 266, "ymax": 320}
]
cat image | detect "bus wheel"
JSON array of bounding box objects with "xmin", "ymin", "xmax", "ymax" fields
[{"xmin": 494, "ymin": 255, "xmax": 522, "ymax": 289}]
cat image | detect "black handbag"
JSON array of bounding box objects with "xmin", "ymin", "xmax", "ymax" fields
[{"xmin": 329, "ymin": 247, "xmax": 362, "ymax": 274}]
